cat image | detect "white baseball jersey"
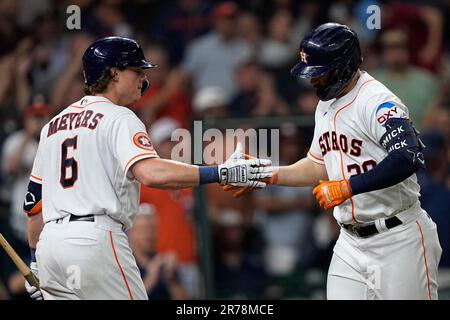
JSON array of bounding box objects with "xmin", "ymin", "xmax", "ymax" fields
[
  {"xmin": 307, "ymin": 71, "xmax": 421, "ymax": 225},
  {"xmin": 30, "ymin": 95, "xmax": 159, "ymax": 229}
]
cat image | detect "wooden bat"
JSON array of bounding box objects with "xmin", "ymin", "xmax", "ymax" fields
[{"xmin": 0, "ymin": 233, "xmax": 40, "ymax": 288}]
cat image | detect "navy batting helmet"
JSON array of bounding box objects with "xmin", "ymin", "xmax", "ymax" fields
[
  {"xmin": 291, "ymin": 23, "xmax": 362, "ymax": 101},
  {"xmin": 82, "ymin": 37, "xmax": 157, "ymax": 95}
]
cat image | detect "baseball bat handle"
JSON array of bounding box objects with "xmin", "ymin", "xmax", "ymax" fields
[
  {"xmin": 25, "ymin": 271, "xmax": 40, "ymax": 288},
  {"xmin": 0, "ymin": 233, "xmax": 40, "ymax": 288}
]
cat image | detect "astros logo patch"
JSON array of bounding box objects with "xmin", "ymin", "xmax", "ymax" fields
[{"xmin": 133, "ymin": 132, "xmax": 154, "ymax": 151}]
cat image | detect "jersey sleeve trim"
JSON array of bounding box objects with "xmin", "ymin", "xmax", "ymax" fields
[
  {"xmin": 307, "ymin": 151, "xmax": 325, "ymax": 164},
  {"xmin": 30, "ymin": 174, "xmax": 42, "ymax": 183},
  {"xmin": 124, "ymin": 152, "xmax": 159, "ymax": 174}
]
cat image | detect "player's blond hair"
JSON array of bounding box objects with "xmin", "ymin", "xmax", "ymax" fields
[
  {"xmin": 83, "ymin": 66, "xmax": 126, "ymax": 95},
  {"xmin": 83, "ymin": 69, "xmax": 114, "ymax": 95}
]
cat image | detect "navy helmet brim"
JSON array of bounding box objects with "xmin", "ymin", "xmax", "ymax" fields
[
  {"xmin": 290, "ymin": 62, "xmax": 333, "ymax": 79},
  {"xmin": 128, "ymin": 59, "xmax": 158, "ymax": 69}
]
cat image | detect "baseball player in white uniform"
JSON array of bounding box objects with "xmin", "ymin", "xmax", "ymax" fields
[
  {"xmin": 23, "ymin": 37, "xmax": 272, "ymax": 300},
  {"xmin": 226, "ymin": 23, "xmax": 442, "ymax": 300}
]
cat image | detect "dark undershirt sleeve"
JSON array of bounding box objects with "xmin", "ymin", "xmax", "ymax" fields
[{"xmin": 349, "ymin": 150, "xmax": 420, "ymax": 195}]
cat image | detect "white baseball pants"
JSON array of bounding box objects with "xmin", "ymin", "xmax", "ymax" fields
[
  {"xmin": 327, "ymin": 210, "xmax": 442, "ymax": 300},
  {"xmin": 36, "ymin": 214, "xmax": 148, "ymax": 300}
]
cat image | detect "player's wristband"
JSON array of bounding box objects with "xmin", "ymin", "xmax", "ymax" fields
[
  {"xmin": 30, "ymin": 248, "xmax": 36, "ymax": 263},
  {"xmin": 199, "ymin": 166, "xmax": 219, "ymax": 185}
]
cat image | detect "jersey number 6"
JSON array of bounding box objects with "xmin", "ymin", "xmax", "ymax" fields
[{"xmin": 60, "ymin": 136, "xmax": 78, "ymax": 188}]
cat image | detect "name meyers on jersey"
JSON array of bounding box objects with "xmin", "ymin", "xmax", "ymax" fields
[
  {"xmin": 47, "ymin": 110, "xmax": 104, "ymax": 137},
  {"xmin": 319, "ymin": 131, "xmax": 363, "ymax": 157}
]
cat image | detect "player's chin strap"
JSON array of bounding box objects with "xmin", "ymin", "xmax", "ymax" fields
[{"xmin": 141, "ymin": 80, "xmax": 150, "ymax": 96}]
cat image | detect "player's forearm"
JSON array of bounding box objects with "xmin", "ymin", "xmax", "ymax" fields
[
  {"xmin": 27, "ymin": 212, "xmax": 44, "ymax": 249},
  {"xmin": 276, "ymin": 157, "xmax": 328, "ymax": 187},
  {"xmin": 133, "ymin": 158, "xmax": 201, "ymax": 189}
]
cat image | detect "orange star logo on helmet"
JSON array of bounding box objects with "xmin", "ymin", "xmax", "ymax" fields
[{"xmin": 300, "ymin": 48, "xmax": 308, "ymax": 64}]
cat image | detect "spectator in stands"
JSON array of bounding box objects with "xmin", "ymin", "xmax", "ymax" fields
[
  {"xmin": 128, "ymin": 208, "xmax": 192, "ymax": 299},
  {"xmin": 228, "ymin": 59, "xmax": 289, "ymax": 117},
  {"xmin": 26, "ymin": 13, "xmax": 66, "ymax": 101},
  {"xmin": 192, "ymin": 86, "xmax": 229, "ymax": 121},
  {"xmin": 133, "ymin": 45, "xmax": 191, "ymax": 128},
  {"xmin": 50, "ymin": 33, "xmax": 93, "ymax": 112},
  {"xmin": 258, "ymin": 9, "xmax": 299, "ymax": 102},
  {"xmin": 182, "ymin": 1, "xmax": 252, "ymax": 98},
  {"xmin": 0, "ymin": 51, "xmax": 16, "ymax": 111},
  {"xmin": 236, "ymin": 11, "xmax": 263, "ymax": 53},
  {"xmin": 372, "ymin": 29, "xmax": 439, "ymax": 127},
  {"xmin": 150, "ymin": 0, "xmax": 214, "ymax": 65},
  {"xmin": 383, "ymin": 2, "xmax": 444, "ymax": 74},
  {"xmin": 82, "ymin": 0, "xmax": 133, "ymax": 38},
  {"xmin": 258, "ymin": 9, "xmax": 296, "ymax": 71},
  {"xmin": 0, "ymin": 0, "xmax": 21, "ymax": 58},
  {"xmin": 213, "ymin": 209, "xmax": 270, "ymax": 299}
]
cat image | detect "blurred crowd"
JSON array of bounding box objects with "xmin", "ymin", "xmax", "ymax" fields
[{"xmin": 1, "ymin": 0, "xmax": 450, "ymax": 300}]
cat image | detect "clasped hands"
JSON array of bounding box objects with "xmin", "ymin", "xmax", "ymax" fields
[
  {"xmin": 218, "ymin": 143, "xmax": 274, "ymax": 190},
  {"xmin": 219, "ymin": 144, "xmax": 353, "ymax": 210}
]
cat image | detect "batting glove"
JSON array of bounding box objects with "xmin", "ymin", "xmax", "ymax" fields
[
  {"xmin": 313, "ymin": 179, "xmax": 352, "ymax": 210},
  {"xmin": 223, "ymin": 162, "xmax": 279, "ymax": 198},
  {"xmin": 25, "ymin": 262, "xmax": 43, "ymax": 300},
  {"xmin": 218, "ymin": 143, "xmax": 272, "ymax": 188}
]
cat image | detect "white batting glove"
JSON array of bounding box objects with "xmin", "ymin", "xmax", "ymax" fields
[
  {"xmin": 218, "ymin": 143, "xmax": 272, "ymax": 188},
  {"xmin": 25, "ymin": 262, "xmax": 43, "ymax": 300}
]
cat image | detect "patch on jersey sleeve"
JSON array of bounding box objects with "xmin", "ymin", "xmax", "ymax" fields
[
  {"xmin": 133, "ymin": 132, "xmax": 155, "ymax": 151},
  {"xmin": 375, "ymin": 101, "xmax": 406, "ymax": 126}
]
